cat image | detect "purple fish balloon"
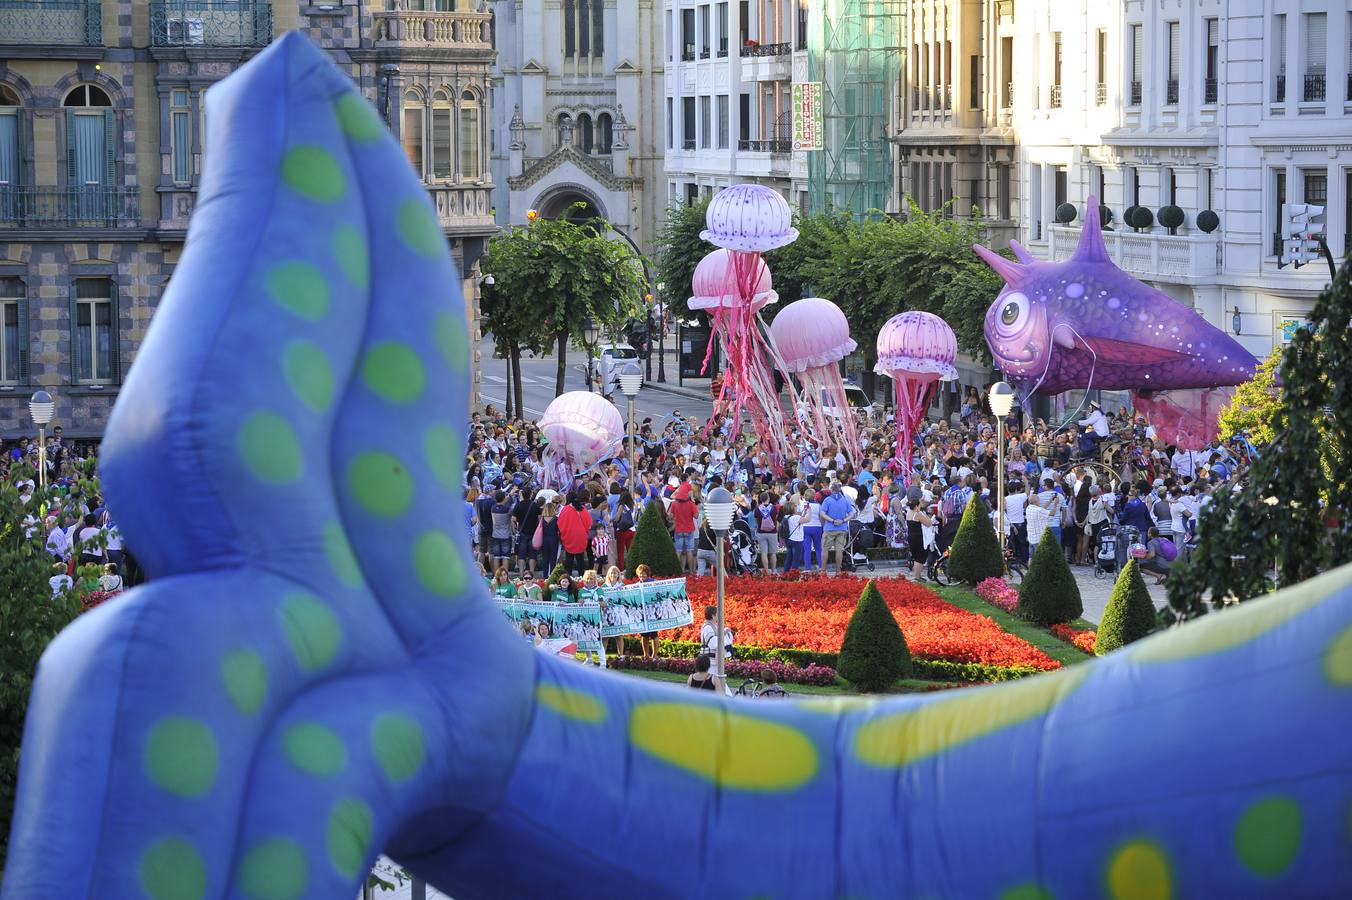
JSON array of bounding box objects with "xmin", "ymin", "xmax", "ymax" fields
[{"xmin": 974, "ymin": 198, "xmax": 1258, "ymax": 447}]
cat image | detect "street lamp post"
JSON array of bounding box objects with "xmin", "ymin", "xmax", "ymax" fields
[
  {"xmin": 988, "ymin": 382, "xmax": 1015, "ymax": 554},
  {"xmin": 618, "ymin": 372, "xmax": 642, "ymax": 484},
  {"xmin": 654, "ymin": 284, "xmax": 667, "ymax": 383},
  {"xmin": 28, "ymin": 390, "xmax": 55, "ymax": 492},
  {"xmin": 703, "ymin": 487, "xmax": 737, "ymax": 686}
]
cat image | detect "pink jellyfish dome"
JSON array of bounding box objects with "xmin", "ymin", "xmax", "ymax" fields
[
  {"xmin": 700, "ymin": 184, "xmax": 799, "ymax": 252},
  {"xmin": 688, "ymin": 248, "xmax": 778, "ymax": 312},
  {"xmin": 539, "ymin": 391, "xmax": 624, "ymax": 467},
  {"xmin": 769, "ymin": 297, "xmax": 857, "ymax": 373},
  {"xmin": 874, "ymin": 311, "xmax": 958, "ymax": 383}
]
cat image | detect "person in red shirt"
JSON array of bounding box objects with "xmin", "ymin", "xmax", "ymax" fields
[
  {"xmin": 669, "ymin": 483, "xmax": 700, "ymax": 574},
  {"xmin": 557, "ymin": 494, "xmax": 592, "ymax": 576}
]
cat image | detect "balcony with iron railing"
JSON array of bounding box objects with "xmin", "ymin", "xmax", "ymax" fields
[
  {"xmin": 743, "ymin": 41, "xmax": 790, "ymax": 57},
  {"xmin": 1275, "ymin": 74, "xmax": 1286, "ymax": 102},
  {"xmin": 150, "ymin": 0, "xmax": 271, "ymax": 47},
  {"xmin": 1204, "ymin": 78, "xmax": 1218, "ymax": 104},
  {"xmin": 1050, "ymin": 84, "xmax": 1062, "ymax": 108},
  {"xmin": 0, "ymin": 186, "xmax": 139, "ymax": 229},
  {"xmin": 1165, "ymin": 79, "xmax": 1179, "ymax": 105},
  {"xmin": 1303, "ymin": 73, "xmax": 1326, "ymax": 103},
  {"xmin": 371, "ymin": 8, "xmax": 492, "ymax": 50},
  {"xmin": 1129, "ymin": 80, "xmax": 1142, "ymax": 106},
  {"xmin": 0, "ymin": 0, "xmax": 101, "ymax": 46},
  {"xmin": 737, "ymin": 138, "xmax": 791, "ymax": 152},
  {"xmin": 717, "ymin": 39, "xmax": 727, "ymax": 57}
]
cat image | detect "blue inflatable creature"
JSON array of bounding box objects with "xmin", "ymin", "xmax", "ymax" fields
[{"xmin": 5, "ymin": 34, "xmax": 1352, "ymax": 899}]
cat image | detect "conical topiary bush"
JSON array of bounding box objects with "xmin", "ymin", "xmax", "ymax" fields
[
  {"xmin": 946, "ymin": 494, "xmax": 1005, "ymax": 585},
  {"xmin": 624, "ymin": 499, "xmax": 682, "ymax": 578},
  {"xmin": 1017, "ymin": 535, "xmax": 1083, "ymax": 625},
  {"xmin": 1094, "ymin": 559, "xmax": 1156, "ymax": 654},
  {"xmin": 836, "ymin": 580, "xmax": 912, "ymax": 692}
]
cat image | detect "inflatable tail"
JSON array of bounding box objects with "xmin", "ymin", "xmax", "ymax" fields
[{"xmin": 5, "ymin": 34, "xmax": 1352, "ymax": 900}]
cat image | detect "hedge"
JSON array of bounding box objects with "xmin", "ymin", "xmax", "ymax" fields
[
  {"xmin": 1094, "ymin": 559, "xmax": 1156, "ymax": 654},
  {"xmin": 1017, "ymin": 536, "xmax": 1084, "ymax": 625},
  {"xmin": 947, "ymin": 494, "xmax": 1005, "ymax": 585},
  {"xmin": 625, "ymin": 499, "xmax": 682, "ymax": 578},
  {"xmin": 837, "ymin": 580, "xmax": 913, "ymax": 692}
]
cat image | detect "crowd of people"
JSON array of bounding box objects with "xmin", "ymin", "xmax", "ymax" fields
[{"xmin": 464, "ymin": 392, "xmax": 1255, "ymax": 590}]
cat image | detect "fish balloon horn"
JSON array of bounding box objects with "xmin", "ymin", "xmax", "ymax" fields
[
  {"xmin": 1072, "ymin": 194, "xmax": 1110, "ymax": 264},
  {"xmin": 972, "ymin": 243, "xmax": 1027, "ymax": 286}
]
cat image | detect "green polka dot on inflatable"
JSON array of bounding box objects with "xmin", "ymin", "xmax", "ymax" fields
[
  {"xmin": 1326, "ymin": 621, "xmax": 1352, "ymax": 684},
  {"xmin": 219, "ymin": 649, "xmax": 268, "ymax": 715},
  {"xmin": 265, "ymin": 262, "xmax": 329, "ymax": 321},
  {"xmin": 282, "ymin": 340, "xmax": 334, "ymax": 414},
  {"xmin": 282, "ymin": 146, "xmax": 344, "ymax": 203},
  {"xmin": 372, "ymin": 713, "xmax": 426, "ymax": 783},
  {"xmin": 423, "ymin": 424, "xmax": 461, "ymax": 491},
  {"xmin": 346, "ymin": 450, "xmax": 413, "ymax": 517},
  {"xmin": 397, "ymin": 199, "xmax": 445, "ymax": 258},
  {"xmin": 323, "ymin": 521, "xmax": 363, "ymax": 588},
  {"xmin": 1000, "ymin": 884, "xmax": 1054, "ymax": 900},
  {"xmin": 333, "ymin": 224, "xmax": 369, "ymax": 290},
  {"xmin": 327, "ymin": 797, "xmax": 374, "ymax": 879},
  {"xmin": 335, "ymin": 93, "xmax": 383, "ymax": 142},
  {"xmin": 140, "ymin": 836, "xmax": 207, "ymax": 900},
  {"xmin": 413, "ymin": 530, "xmax": 467, "ymax": 598},
  {"xmin": 279, "ymin": 593, "xmax": 342, "ymax": 672},
  {"xmin": 144, "ymin": 717, "xmax": 218, "ymax": 799},
  {"xmin": 283, "ymin": 722, "xmax": 348, "ymax": 777},
  {"xmin": 1234, "ymin": 795, "xmax": 1302, "ymax": 877},
  {"xmin": 237, "ymin": 411, "xmax": 302, "ymax": 484},
  {"xmin": 434, "ymin": 312, "xmax": 467, "ymax": 371},
  {"xmin": 238, "ymin": 838, "xmax": 308, "ymax": 900},
  {"xmin": 362, "ymin": 342, "xmax": 425, "ymax": 405}
]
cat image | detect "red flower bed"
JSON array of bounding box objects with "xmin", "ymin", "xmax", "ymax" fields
[
  {"xmin": 1050, "ymin": 623, "xmax": 1097, "ymax": 655},
  {"xmin": 668, "ymin": 573, "xmax": 1059, "ymax": 671}
]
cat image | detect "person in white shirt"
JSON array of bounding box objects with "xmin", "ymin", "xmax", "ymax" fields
[
  {"xmin": 45, "ymin": 516, "xmax": 69, "ymax": 560},
  {"xmin": 49, "ymin": 563, "xmax": 74, "ymax": 598},
  {"xmin": 1025, "ymin": 493, "xmax": 1051, "ymax": 556},
  {"xmin": 1003, "ymin": 483, "xmax": 1028, "ymax": 562},
  {"xmin": 1079, "ymin": 402, "xmax": 1109, "ymax": 437}
]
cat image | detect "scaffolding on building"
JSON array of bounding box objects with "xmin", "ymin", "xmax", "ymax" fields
[{"xmin": 807, "ymin": 0, "xmax": 903, "ymax": 219}]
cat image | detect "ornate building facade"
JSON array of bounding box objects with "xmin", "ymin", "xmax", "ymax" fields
[
  {"xmin": 489, "ymin": 0, "xmax": 664, "ymax": 252},
  {"xmin": 0, "ymin": 0, "xmax": 496, "ymax": 437}
]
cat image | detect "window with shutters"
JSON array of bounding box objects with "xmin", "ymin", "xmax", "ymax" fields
[
  {"xmin": 170, "ymin": 89, "xmax": 191, "ymax": 184},
  {"xmin": 682, "ymin": 96, "xmax": 696, "ymax": 149},
  {"xmin": 0, "ymin": 85, "xmax": 21, "ymax": 225},
  {"xmin": 459, "ymin": 90, "xmax": 480, "ymax": 179},
  {"xmin": 431, "ymin": 90, "xmax": 452, "ymax": 178},
  {"xmin": 717, "ymin": 3, "xmax": 728, "ymax": 56},
  {"xmin": 402, "ymin": 92, "xmax": 423, "ymax": 174},
  {"xmin": 716, "ymin": 95, "xmax": 729, "ymax": 149},
  {"xmin": 699, "ymin": 96, "xmax": 711, "ymax": 148},
  {"xmin": 64, "ymin": 85, "xmax": 116, "ymax": 224},
  {"xmin": 699, "ymin": 5, "xmax": 710, "ymax": 58},
  {"xmin": 1273, "ymin": 15, "xmax": 1287, "ymax": 102},
  {"xmin": 1128, "ymin": 24, "xmax": 1142, "ymax": 106},
  {"xmin": 72, "ymin": 277, "xmax": 116, "ymax": 385},
  {"xmin": 1303, "ymin": 13, "xmax": 1326, "ymax": 101},
  {"xmin": 1165, "ymin": 22, "xmax": 1179, "ymax": 105},
  {"xmin": 681, "ymin": 8, "xmax": 695, "ymax": 60},
  {"xmin": 0, "ymin": 277, "xmax": 25, "ymax": 385},
  {"xmin": 1204, "ymin": 19, "xmax": 1219, "ymax": 104}
]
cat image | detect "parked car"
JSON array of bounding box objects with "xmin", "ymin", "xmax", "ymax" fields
[
  {"xmin": 589, "ymin": 343, "xmax": 643, "ymax": 394},
  {"xmin": 799, "ymin": 383, "xmax": 877, "ymax": 422}
]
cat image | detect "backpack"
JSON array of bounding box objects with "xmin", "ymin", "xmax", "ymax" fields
[
  {"xmin": 1157, "ymin": 538, "xmax": 1178, "ymax": 562},
  {"xmin": 615, "ymin": 509, "xmax": 634, "ymax": 532},
  {"xmin": 758, "ymin": 506, "xmax": 777, "ymax": 533}
]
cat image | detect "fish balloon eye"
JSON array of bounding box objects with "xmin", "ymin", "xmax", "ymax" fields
[{"xmin": 995, "ymin": 292, "xmax": 1030, "ymax": 337}]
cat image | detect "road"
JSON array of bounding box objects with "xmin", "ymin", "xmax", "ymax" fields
[{"xmin": 476, "ymin": 334, "xmax": 712, "ymax": 422}]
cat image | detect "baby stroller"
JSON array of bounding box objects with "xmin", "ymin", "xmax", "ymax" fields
[
  {"xmin": 841, "ymin": 519, "xmax": 876, "ymax": 573},
  {"xmin": 727, "ymin": 518, "xmax": 761, "ymax": 575},
  {"xmin": 1093, "ymin": 525, "xmax": 1120, "ymax": 580}
]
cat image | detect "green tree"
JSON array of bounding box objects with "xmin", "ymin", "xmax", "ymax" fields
[
  {"xmin": 1168, "ymin": 261, "xmax": 1352, "ymax": 617},
  {"xmin": 654, "ymin": 195, "xmax": 712, "ymax": 327},
  {"xmin": 482, "ymin": 208, "xmax": 647, "ymax": 397},
  {"xmin": 1094, "ymin": 560, "xmax": 1156, "ymax": 655},
  {"xmin": 1017, "ymin": 536, "xmax": 1084, "ymax": 625},
  {"xmin": 624, "ymin": 500, "xmax": 681, "ymax": 578},
  {"xmin": 946, "ymin": 494, "xmax": 1005, "ymax": 585},
  {"xmin": 1216, "ymin": 348, "xmax": 1282, "ymax": 446},
  {"xmin": 836, "ymin": 580, "xmax": 912, "ymax": 692},
  {"xmin": 1, "ymin": 482, "xmax": 82, "ymax": 866}
]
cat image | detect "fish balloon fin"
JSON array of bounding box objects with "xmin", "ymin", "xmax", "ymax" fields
[
  {"xmin": 1080, "ymin": 335, "xmax": 1191, "ymax": 366},
  {"xmin": 972, "ymin": 243, "xmax": 1027, "ymax": 286},
  {"xmin": 1071, "ymin": 195, "xmax": 1110, "ymax": 264},
  {"xmin": 1008, "ymin": 240, "xmax": 1036, "ymax": 264}
]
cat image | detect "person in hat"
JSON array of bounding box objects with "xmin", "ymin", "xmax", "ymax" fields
[{"xmin": 1077, "ymin": 400, "xmax": 1110, "ymax": 457}]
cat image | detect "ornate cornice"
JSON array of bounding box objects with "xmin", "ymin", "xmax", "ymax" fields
[{"xmin": 507, "ymin": 144, "xmax": 639, "ymax": 192}]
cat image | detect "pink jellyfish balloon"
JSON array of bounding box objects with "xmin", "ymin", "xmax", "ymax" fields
[
  {"xmin": 769, "ymin": 297, "xmax": 861, "ymax": 468},
  {"xmin": 875, "ymin": 311, "xmax": 958, "ymax": 482},
  {"xmin": 690, "ymin": 188, "xmax": 800, "ymax": 468},
  {"xmin": 538, "ymin": 391, "xmax": 624, "ymax": 487}
]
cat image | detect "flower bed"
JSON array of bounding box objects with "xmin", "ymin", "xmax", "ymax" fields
[
  {"xmin": 609, "ymin": 655, "xmax": 838, "ymax": 686},
  {"xmin": 974, "ymin": 577, "xmax": 1020, "ymax": 613},
  {"xmin": 1050, "ymin": 623, "xmax": 1097, "ymax": 655},
  {"xmin": 666, "ymin": 573, "xmax": 1059, "ymax": 672}
]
